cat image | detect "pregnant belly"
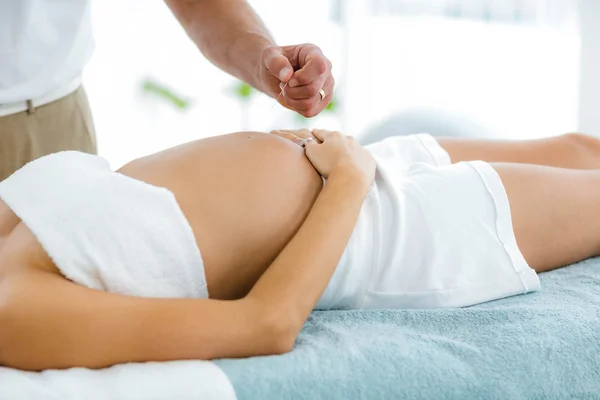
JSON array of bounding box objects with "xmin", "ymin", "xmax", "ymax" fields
[{"xmin": 120, "ymin": 132, "xmax": 324, "ymax": 300}]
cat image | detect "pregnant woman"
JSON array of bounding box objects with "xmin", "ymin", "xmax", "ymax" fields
[{"xmin": 1, "ymin": 128, "xmax": 600, "ymax": 371}]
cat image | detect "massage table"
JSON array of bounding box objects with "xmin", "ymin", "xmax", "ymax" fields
[{"xmin": 2, "ymin": 258, "xmax": 599, "ymax": 399}]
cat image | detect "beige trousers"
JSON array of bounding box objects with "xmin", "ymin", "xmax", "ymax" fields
[{"xmin": 0, "ymin": 86, "xmax": 98, "ymax": 181}]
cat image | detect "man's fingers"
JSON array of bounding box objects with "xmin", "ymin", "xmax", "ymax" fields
[
  {"xmin": 322, "ymin": 75, "xmax": 334, "ymax": 102},
  {"xmin": 282, "ymin": 76, "xmax": 327, "ymax": 111},
  {"xmin": 262, "ymin": 46, "xmax": 293, "ymax": 83},
  {"xmin": 284, "ymin": 75, "xmax": 335, "ymax": 118},
  {"xmin": 272, "ymin": 43, "xmax": 335, "ymax": 118},
  {"xmin": 288, "ymin": 49, "xmax": 329, "ymax": 87},
  {"xmin": 284, "ymin": 77, "xmax": 326, "ymax": 100}
]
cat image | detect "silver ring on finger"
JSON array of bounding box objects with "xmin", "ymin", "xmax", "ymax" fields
[
  {"xmin": 300, "ymin": 137, "xmax": 315, "ymax": 147},
  {"xmin": 319, "ymin": 88, "xmax": 326, "ymax": 102}
]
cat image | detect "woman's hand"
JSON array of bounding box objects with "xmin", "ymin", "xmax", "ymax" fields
[
  {"xmin": 306, "ymin": 129, "xmax": 376, "ymax": 187},
  {"xmin": 269, "ymin": 129, "xmax": 320, "ymax": 146}
]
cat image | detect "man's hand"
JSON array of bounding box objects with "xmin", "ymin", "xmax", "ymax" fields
[
  {"xmin": 260, "ymin": 44, "xmax": 334, "ymax": 118},
  {"xmin": 165, "ymin": 1, "xmax": 333, "ymax": 118}
]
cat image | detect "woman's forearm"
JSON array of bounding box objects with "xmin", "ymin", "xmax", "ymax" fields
[
  {"xmin": 0, "ymin": 270, "xmax": 288, "ymax": 370},
  {"xmin": 165, "ymin": 0, "xmax": 274, "ymax": 93},
  {"xmin": 247, "ymin": 168, "xmax": 371, "ymax": 334}
]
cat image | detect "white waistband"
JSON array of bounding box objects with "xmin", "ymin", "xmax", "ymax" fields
[{"xmin": 0, "ymin": 77, "xmax": 82, "ymax": 118}]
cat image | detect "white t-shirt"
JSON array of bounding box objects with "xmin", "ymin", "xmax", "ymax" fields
[{"xmin": 0, "ymin": 0, "xmax": 94, "ymax": 104}]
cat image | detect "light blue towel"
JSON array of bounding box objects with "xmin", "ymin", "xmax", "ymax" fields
[{"xmin": 215, "ymin": 259, "xmax": 600, "ymax": 399}]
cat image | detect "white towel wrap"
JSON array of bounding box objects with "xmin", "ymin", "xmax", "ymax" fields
[{"xmin": 0, "ymin": 151, "xmax": 208, "ymax": 298}]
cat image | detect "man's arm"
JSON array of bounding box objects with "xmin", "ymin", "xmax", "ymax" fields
[
  {"xmin": 165, "ymin": 0, "xmax": 334, "ymax": 118},
  {"xmin": 165, "ymin": 0, "xmax": 281, "ymax": 95}
]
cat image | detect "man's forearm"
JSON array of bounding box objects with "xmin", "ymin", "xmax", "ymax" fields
[{"xmin": 166, "ymin": 0, "xmax": 275, "ymax": 93}]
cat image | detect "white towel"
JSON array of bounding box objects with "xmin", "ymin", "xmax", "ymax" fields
[
  {"xmin": 0, "ymin": 151, "xmax": 208, "ymax": 298},
  {"xmin": 0, "ymin": 361, "xmax": 237, "ymax": 400}
]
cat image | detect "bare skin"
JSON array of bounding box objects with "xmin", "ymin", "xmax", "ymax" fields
[
  {"xmin": 436, "ymin": 133, "xmax": 600, "ymax": 271},
  {"xmin": 0, "ymin": 132, "xmax": 325, "ymax": 300},
  {"xmin": 1, "ymin": 130, "xmax": 600, "ymax": 370},
  {"xmin": 278, "ymin": 130, "xmax": 600, "ymax": 271},
  {"xmin": 0, "ymin": 130, "xmax": 369, "ymax": 370},
  {"xmin": 165, "ymin": 0, "xmax": 334, "ymax": 117},
  {"xmin": 116, "ymin": 132, "xmax": 324, "ymax": 300}
]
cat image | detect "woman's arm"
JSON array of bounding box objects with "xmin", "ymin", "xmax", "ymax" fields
[
  {"xmin": 246, "ymin": 129, "xmax": 375, "ymax": 345},
  {"xmin": 247, "ymin": 168, "xmax": 369, "ymax": 328},
  {"xmin": 0, "ymin": 132, "xmax": 374, "ymax": 371},
  {"xmin": 0, "ymin": 270, "xmax": 267, "ymax": 370}
]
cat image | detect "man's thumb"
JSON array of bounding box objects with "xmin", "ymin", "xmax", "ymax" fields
[{"xmin": 263, "ymin": 46, "xmax": 293, "ymax": 82}]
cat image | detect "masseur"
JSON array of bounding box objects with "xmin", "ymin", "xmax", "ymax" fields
[{"xmin": 0, "ymin": 0, "xmax": 334, "ymax": 181}]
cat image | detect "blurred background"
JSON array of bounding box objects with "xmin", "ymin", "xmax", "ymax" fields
[{"xmin": 83, "ymin": 0, "xmax": 597, "ymax": 168}]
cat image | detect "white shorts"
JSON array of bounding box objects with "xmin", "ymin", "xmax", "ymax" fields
[{"xmin": 329, "ymin": 134, "xmax": 541, "ymax": 310}]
